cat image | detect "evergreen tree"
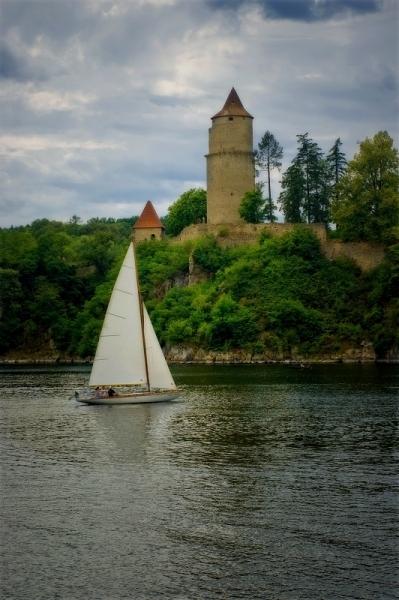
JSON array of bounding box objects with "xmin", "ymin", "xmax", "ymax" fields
[
  {"xmin": 279, "ymin": 161, "xmax": 304, "ymax": 223},
  {"xmin": 327, "ymin": 138, "xmax": 347, "ymax": 201},
  {"xmin": 327, "ymin": 138, "xmax": 347, "ymax": 186},
  {"xmin": 296, "ymin": 133, "xmax": 325, "ymax": 223},
  {"xmin": 255, "ymin": 131, "xmax": 283, "ymax": 222},
  {"xmin": 279, "ymin": 133, "xmax": 331, "ymax": 224},
  {"xmin": 309, "ymin": 157, "xmax": 331, "ymax": 224}
]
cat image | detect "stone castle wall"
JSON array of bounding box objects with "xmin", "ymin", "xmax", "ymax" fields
[
  {"xmin": 134, "ymin": 227, "xmax": 164, "ymax": 243},
  {"xmin": 323, "ymin": 239, "xmax": 385, "ymax": 271},
  {"xmin": 177, "ymin": 222, "xmax": 384, "ymax": 271},
  {"xmin": 178, "ymin": 222, "xmax": 327, "ymax": 244}
]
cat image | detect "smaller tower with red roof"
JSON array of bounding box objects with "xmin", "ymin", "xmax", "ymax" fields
[{"xmin": 133, "ymin": 201, "xmax": 164, "ymax": 243}]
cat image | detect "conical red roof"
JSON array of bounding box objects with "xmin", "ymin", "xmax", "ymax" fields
[
  {"xmin": 134, "ymin": 201, "xmax": 164, "ymax": 229},
  {"xmin": 212, "ymin": 87, "xmax": 253, "ymax": 119}
]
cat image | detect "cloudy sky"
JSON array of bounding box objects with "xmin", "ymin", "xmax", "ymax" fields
[{"xmin": 1, "ymin": 0, "xmax": 398, "ymax": 226}]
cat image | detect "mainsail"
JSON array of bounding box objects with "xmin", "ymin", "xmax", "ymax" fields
[{"xmin": 89, "ymin": 242, "xmax": 175, "ymax": 390}]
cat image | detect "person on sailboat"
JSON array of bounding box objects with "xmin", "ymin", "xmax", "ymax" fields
[{"xmin": 108, "ymin": 387, "xmax": 117, "ymax": 397}]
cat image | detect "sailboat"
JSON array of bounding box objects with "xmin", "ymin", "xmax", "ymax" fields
[{"xmin": 76, "ymin": 239, "xmax": 179, "ymax": 405}]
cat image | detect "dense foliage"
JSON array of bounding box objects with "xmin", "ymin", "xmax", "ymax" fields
[
  {"xmin": 239, "ymin": 185, "xmax": 267, "ymax": 223},
  {"xmin": 1, "ymin": 219, "xmax": 397, "ymax": 360},
  {"xmin": 145, "ymin": 229, "xmax": 398, "ymax": 358},
  {"xmin": 0, "ymin": 217, "xmax": 137, "ymax": 356},
  {"xmin": 331, "ymin": 131, "xmax": 399, "ymax": 243},
  {"xmin": 164, "ymin": 188, "xmax": 207, "ymax": 236}
]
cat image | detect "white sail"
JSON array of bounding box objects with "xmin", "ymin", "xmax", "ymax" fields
[
  {"xmin": 143, "ymin": 305, "xmax": 176, "ymax": 390},
  {"xmin": 89, "ymin": 241, "xmax": 176, "ymax": 392},
  {"xmin": 89, "ymin": 243, "xmax": 147, "ymax": 387}
]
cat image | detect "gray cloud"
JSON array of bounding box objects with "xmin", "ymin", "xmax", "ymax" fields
[
  {"xmin": 1, "ymin": 0, "xmax": 93, "ymax": 44},
  {"xmin": 0, "ymin": 42, "xmax": 51, "ymax": 82},
  {"xmin": 0, "ymin": 0, "xmax": 397, "ymax": 226},
  {"xmin": 0, "ymin": 44, "xmax": 27, "ymax": 80},
  {"xmin": 208, "ymin": 0, "xmax": 381, "ymax": 21}
]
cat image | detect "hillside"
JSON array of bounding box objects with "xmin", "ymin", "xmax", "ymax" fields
[{"xmin": 0, "ymin": 220, "xmax": 398, "ymax": 363}]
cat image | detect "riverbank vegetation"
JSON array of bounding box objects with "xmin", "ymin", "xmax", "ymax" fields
[{"xmin": 0, "ymin": 223, "xmax": 397, "ymax": 360}]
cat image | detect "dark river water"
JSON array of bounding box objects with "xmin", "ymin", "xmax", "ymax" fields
[{"xmin": 0, "ymin": 364, "xmax": 397, "ymax": 600}]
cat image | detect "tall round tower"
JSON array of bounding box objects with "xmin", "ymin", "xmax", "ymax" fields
[{"xmin": 206, "ymin": 88, "xmax": 255, "ymax": 225}]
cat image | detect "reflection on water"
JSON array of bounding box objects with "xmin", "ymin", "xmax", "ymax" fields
[{"xmin": 0, "ymin": 364, "xmax": 398, "ymax": 600}]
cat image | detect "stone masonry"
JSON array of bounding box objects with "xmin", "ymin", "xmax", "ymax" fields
[
  {"xmin": 177, "ymin": 222, "xmax": 385, "ymax": 271},
  {"xmin": 206, "ymin": 88, "xmax": 255, "ymax": 225}
]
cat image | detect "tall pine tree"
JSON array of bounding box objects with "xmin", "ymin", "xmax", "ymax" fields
[
  {"xmin": 279, "ymin": 133, "xmax": 331, "ymax": 224},
  {"xmin": 279, "ymin": 161, "xmax": 304, "ymax": 223},
  {"xmin": 327, "ymin": 138, "xmax": 347, "ymax": 201},
  {"xmin": 255, "ymin": 131, "xmax": 283, "ymax": 222}
]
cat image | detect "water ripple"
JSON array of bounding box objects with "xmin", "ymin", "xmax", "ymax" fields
[{"xmin": 0, "ymin": 364, "xmax": 398, "ymax": 600}]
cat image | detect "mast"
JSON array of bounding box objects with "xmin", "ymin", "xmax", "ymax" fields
[{"xmin": 132, "ymin": 238, "xmax": 151, "ymax": 391}]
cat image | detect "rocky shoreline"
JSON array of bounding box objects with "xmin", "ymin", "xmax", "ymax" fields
[
  {"xmin": 1, "ymin": 348, "xmax": 398, "ymax": 365},
  {"xmin": 0, "ymin": 359, "xmax": 397, "ymax": 365}
]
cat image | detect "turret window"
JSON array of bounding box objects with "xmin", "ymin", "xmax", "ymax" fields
[{"xmin": 229, "ymin": 117, "xmax": 234, "ymax": 121}]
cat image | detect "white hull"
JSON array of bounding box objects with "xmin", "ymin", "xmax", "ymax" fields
[{"xmin": 76, "ymin": 390, "xmax": 179, "ymax": 405}]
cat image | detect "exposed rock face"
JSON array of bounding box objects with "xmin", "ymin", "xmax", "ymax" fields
[
  {"xmin": 382, "ymin": 346, "xmax": 399, "ymax": 362},
  {"xmin": 165, "ymin": 344, "xmax": 377, "ymax": 364},
  {"xmin": 188, "ymin": 254, "xmax": 209, "ymax": 285},
  {"xmin": 0, "ymin": 342, "xmax": 388, "ymax": 363},
  {"xmin": 155, "ymin": 272, "xmax": 189, "ymax": 298}
]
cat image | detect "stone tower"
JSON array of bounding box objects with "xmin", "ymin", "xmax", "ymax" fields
[
  {"xmin": 206, "ymin": 88, "xmax": 255, "ymax": 225},
  {"xmin": 133, "ymin": 200, "xmax": 164, "ymax": 242}
]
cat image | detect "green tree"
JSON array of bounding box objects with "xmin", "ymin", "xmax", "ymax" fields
[
  {"xmin": 296, "ymin": 133, "xmax": 330, "ymax": 224},
  {"xmin": 255, "ymin": 131, "xmax": 283, "ymax": 222},
  {"xmin": 239, "ymin": 185, "xmax": 266, "ymax": 223},
  {"xmin": 0, "ymin": 269, "xmax": 23, "ymax": 352},
  {"xmin": 192, "ymin": 236, "xmax": 227, "ymax": 274},
  {"xmin": 279, "ymin": 133, "xmax": 330, "ymax": 224},
  {"xmin": 136, "ymin": 239, "xmax": 190, "ymax": 297},
  {"xmin": 208, "ymin": 294, "xmax": 259, "ymax": 349},
  {"xmin": 79, "ymin": 230, "xmax": 119, "ymax": 278},
  {"xmin": 331, "ymin": 131, "xmax": 399, "ymax": 243},
  {"xmin": 279, "ymin": 161, "xmax": 304, "ymax": 222},
  {"xmin": 327, "ymin": 138, "xmax": 347, "ymax": 198},
  {"xmin": 164, "ymin": 188, "xmax": 207, "ymax": 236}
]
